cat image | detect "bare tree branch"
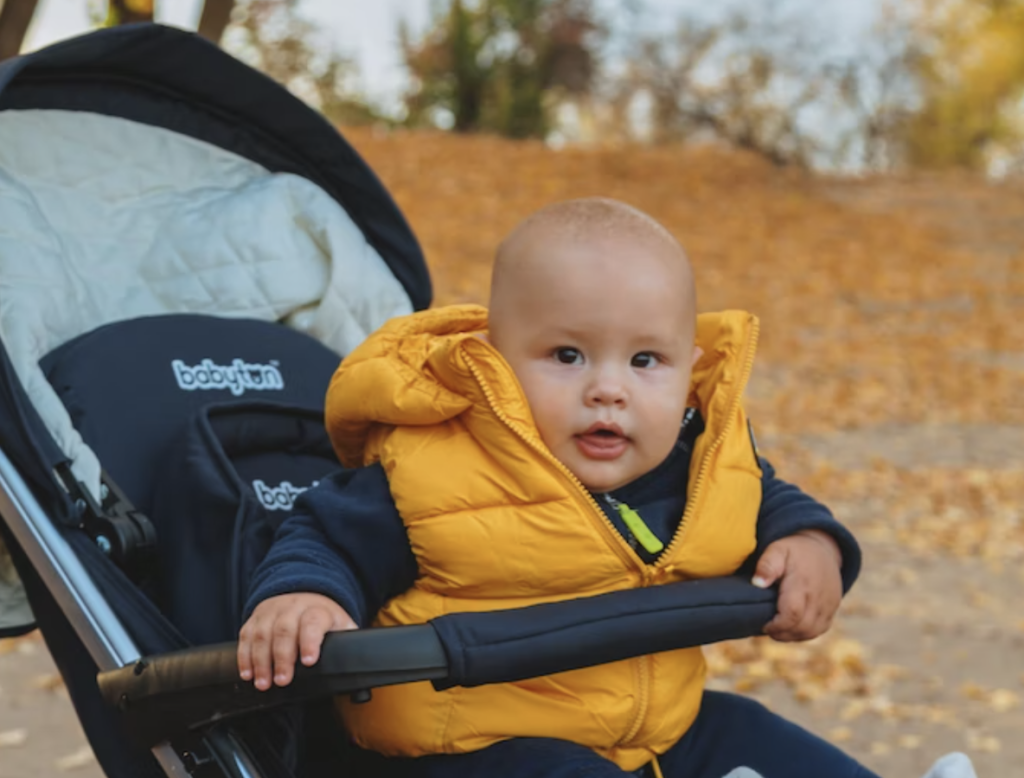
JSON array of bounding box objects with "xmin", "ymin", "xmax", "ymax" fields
[
  {"xmin": 198, "ymin": 0, "xmax": 236, "ymax": 44},
  {"xmin": 0, "ymin": 0, "xmax": 39, "ymax": 61}
]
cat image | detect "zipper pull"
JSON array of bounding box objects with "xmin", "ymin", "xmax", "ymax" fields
[{"xmin": 604, "ymin": 495, "xmax": 664, "ymax": 555}]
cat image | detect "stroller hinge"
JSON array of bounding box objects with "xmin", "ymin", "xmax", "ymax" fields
[{"xmin": 56, "ymin": 465, "xmax": 158, "ymax": 581}]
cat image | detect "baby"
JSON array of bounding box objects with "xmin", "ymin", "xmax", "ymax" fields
[{"xmin": 237, "ymin": 199, "xmax": 968, "ymax": 778}]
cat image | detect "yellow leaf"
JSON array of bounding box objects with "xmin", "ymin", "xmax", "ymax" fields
[
  {"xmin": 829, "ymin": 726, "xmax": 853, "ymax": 743},
  {"xmin": 54, "ymin": 746, "xmax": 95, "ymax": 771},
  {"xmin": 0, "ymin": 729, "xmax": 28, "ymax": 748},
  {"xmin": 989, "ymin": 688, "xmax": 1019, "ymax": 712},
  {"xmin": 898, "ymin": 734, "xmax": 923, "ymax": 750}
]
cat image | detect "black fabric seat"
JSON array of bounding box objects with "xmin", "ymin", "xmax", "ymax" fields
[{"xmin": 41, "ymin": 314, "xmax": 342, "ymax": 515}]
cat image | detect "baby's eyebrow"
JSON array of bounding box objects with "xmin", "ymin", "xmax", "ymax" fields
[{"xmin": 542, "ymin": 326, "xmax": 590, "ymax": 341}]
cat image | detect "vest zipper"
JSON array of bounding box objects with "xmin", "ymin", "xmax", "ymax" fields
[
  {"xmin": 654, "ymin": 316, "xmax": 760, "ymax": 567},
  {"xmin": 619, "ymin": 317, "xmax": 758, "ymax": 751}
]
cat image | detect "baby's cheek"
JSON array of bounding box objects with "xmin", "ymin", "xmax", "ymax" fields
[
  {"xmin": 527, "ymin": 402, "xmax": 566, "ymax": 452},
  {"xmin": 641, "ymin": 401, "xmax": 687, "ymax": 456}
]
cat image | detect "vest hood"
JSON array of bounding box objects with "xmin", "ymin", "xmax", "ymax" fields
[{"xmin": 327, "ymin": 304, "xmax": 758, "ymax": 468}]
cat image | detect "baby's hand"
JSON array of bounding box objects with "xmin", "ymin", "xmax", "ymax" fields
[
  {"xmin": 237, "ymin": 593, "xmax": 357, "ymax": 690},
  {"xmin": 751, "ymin": 530, "xmax": 843, "ymax": 642}
]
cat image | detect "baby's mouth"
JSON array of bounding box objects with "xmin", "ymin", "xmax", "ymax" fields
[{"xmin": 574, "ymin": 424, "xmax": 629, "ymax": 460}]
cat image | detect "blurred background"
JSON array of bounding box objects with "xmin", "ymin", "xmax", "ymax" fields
[{"xmin": 0, "ymin": 1, "xmax": 1022, "ymax": 777}]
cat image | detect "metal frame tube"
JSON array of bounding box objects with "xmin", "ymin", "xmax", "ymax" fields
[
  {"xmin": 0, "ymin": 446, "xmax": 259, "ymax": 778},
  {"xmin": 0, "ymin": 448, "xmax": 137, "ymax": 669}
]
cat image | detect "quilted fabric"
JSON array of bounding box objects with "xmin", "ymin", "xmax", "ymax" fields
[{"xmin": 0, "ymin": 109, "xmax": 413, "ymax": 496}]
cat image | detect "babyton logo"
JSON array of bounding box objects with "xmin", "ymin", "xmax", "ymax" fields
[
  {"xmin": 253, "ymin": 480, "xmax": 319, "ymax": 512},
  {"xmin": 171, "ymin": 358, "xmax": 284, "ymax": 396}
]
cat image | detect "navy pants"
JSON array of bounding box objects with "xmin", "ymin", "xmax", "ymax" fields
[{"xmin": 368, "ymin": 692, "xmax": 881, "ymax": 778}]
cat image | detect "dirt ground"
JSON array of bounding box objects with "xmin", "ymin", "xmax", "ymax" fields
[{"xmin": 1, "ymin": 155, "xmax": 1022, "ymax": 777}]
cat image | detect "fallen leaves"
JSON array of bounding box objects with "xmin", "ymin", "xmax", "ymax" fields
[
  {"xmin": 30, "ymin": 672, "xmax": 65, "ymax": 692},
  {"xmin": 960, "ymin": 684, "xmax": 1020, "ymax": 712},
  {"xmin": 54, "ymin": 745, "xmax": 95, "ymax": 771},
  {"xmin": 706, "ymin": 635, "xmax": 877, "ymax": 705},
  {"xmin": 0, "ymin": 728, "xmax": 27, "ymax": 747},
  {"xmin": 795, "ymin": 463, "xmax": 1024, "ymax": 562},
  {"xmin": 965, "ymin": 731, "xmax": 1002, "ymax": 753}
]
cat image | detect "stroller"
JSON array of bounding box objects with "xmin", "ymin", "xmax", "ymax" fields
[{"xmin": 0, "ymin": 25, "xmax": 777, "ymax": 778}]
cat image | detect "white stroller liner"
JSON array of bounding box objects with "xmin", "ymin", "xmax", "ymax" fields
[
  {"xmin": 0, "ymin": 108, "xmax": 412, "ymax": 496},
  {"xmin": 0, "ymin": 109, "xmax": 413, "ymax": 633}
]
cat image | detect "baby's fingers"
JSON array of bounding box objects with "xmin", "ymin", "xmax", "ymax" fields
[
  {"xmin": 270, "ymin": 614, "xmax": 303, "ymax": 687},
  {"xmin": 765, "ymin": 587, "xmax": 809, "ymax": 642},
  {"xmin": 297, "ymin": 607, "xmax": 350, "ymax": 667},
  {"xmin": 237, "ymin": 622, "xmax": 256, "ymax": 682},
  {"xmin": 299, "ymin": 610, "xmax": 337, "ymax": 667},
  {"xmin": 246, "ymin": 613, "xmax": 284, "ymax": 691}
]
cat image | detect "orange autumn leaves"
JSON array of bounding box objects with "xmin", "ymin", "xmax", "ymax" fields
[{"xmin": 347, "ymin": 126, "xmax": 1024, "ymax": 436}]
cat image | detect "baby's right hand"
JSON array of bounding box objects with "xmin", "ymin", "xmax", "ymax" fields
[{"xmin": 237, "ymin": 593, "xmax": 357, "ymax": 691}]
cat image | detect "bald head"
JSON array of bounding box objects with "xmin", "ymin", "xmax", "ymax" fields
[
  {"xmin": 489, "ymin": 198, "xmax": 696, "ymax": 347},
  {"xmin": 497, "ymin": 197, "xmax": 682, "ymax": 260}
]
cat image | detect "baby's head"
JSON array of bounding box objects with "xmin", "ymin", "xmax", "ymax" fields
[{"xmin": 488, "ymin": 198, "xmax": 700, "ymax": 493}]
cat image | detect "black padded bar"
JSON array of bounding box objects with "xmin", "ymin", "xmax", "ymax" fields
[
  {"xmin": 97, "ymin": 624, "xmax": 446, "ymax": 747},
  {"xmin": 431, "ymin": 576, "xmax": 776, "ymax": 690},
  {"xmin": 97, "ymin": 577, "xmax": 776, "ymax": 747}
]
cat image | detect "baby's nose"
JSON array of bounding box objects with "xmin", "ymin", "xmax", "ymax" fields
[{"xmin": 587, "ymin": 377, "xmax": 627, "ymax": 406}]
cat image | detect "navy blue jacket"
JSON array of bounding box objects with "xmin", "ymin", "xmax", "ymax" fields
[{"xmin": 245, "ymin": 411, "xmax": 861, "ymax": 627}]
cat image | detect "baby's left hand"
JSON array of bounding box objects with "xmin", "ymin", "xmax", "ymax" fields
[{"xmin": 752, "ymin": 530, "xmax": 843, "ymax": 642}]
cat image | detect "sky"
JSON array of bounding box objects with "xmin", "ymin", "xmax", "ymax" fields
[{"xmin": 24, "ymin": 0, "xmax": 882, "ymax": 108}]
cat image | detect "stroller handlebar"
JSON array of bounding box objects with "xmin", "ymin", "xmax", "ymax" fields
[{"xmin": 97, "ymin": 575, "xmax": 776, "ymax": 747}]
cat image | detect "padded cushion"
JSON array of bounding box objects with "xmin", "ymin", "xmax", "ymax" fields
[{"xmin": 41, "ymin": 314, "xmax": 341, "ymax": 513}]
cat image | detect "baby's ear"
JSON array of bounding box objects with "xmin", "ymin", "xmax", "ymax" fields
[{"xmin": 691, "ymin": 346, "xmax": 704, "ymax": 366}]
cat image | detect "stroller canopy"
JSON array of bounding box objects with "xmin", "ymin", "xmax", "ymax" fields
[{"xmin": 0, "ymin": 24, "xmax": 431, "ymax": 635}]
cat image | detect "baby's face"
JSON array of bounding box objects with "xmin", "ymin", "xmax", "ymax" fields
[{"xmin": 490, "ymin": 231, "xmax": 698, "ymax": 493}]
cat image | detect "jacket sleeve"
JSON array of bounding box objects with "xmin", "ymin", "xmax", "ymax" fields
[
  {"xmin": 744, "ymin": 457, "xmax": 862, "ymax": 594},
  {"xmin": 242, "ymin": 464, "xmax": 418, "ymax": 627}
]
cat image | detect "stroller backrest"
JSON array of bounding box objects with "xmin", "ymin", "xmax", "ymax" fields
[{"xmin": 41, "ymin": 314, "xmax": 341, "ymax": 515}]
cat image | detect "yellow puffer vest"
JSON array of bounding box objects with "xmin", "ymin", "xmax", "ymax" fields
[{"xmin": 325, "ymin": 304, "xmax": 762, "ymax": 770}]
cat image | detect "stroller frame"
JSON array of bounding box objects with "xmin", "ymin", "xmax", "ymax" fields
[{"xmin": 0, "ymin": 445, "xmax": 200, "ymax": 776}]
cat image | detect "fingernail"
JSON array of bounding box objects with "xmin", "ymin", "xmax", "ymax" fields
[
  {"xmin": 274, "ymin": 673, "xmax": 288, "ymax": 685},
  {"xmin": 240, "ymin": 669, "xmax": 252, "ymax": 680},
  {"xmin": 302, "ymin": 654, "xmax": 315, "ymax": 665},
  {"xmin": 752, "ymin": 576, "xmax": 768, "ymax": 588},
  {"xmin": 255, "ymin": 678, "xmax": 269, "ymax": 691}
]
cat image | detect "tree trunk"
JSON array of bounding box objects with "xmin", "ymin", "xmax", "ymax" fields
[
  {"xmin": 197, "ymin": 0, "xmax": 235, "ymax": 44},
  {"xmin": 108, "ymin": 0, "xmax": 154, "ymax": 25},
  {"xmin": 0, "ymin": 0, "xmax": 40, "ymax": 61}
]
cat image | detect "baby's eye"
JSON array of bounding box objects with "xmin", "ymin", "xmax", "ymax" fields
[
  {"xmin": 631, "ymin": 352, "xmax": 659, "ymax": 368},
  {"xmin": 554, "ymin": 347, "xmax": 583, "ymax": 365}
]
